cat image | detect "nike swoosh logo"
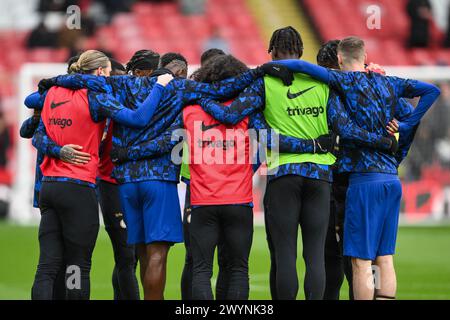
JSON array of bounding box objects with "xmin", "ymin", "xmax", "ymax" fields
[
  {"xmin": 201, "ymin": 122, "xmax": 221, "ymax": 131},
  {"xmin": 50, "ymin": 100, "xmax": 70, "ymax": 109},
  {"xmin": 287, "ymin": 86, "xmax": 316, "ymax": 99}
]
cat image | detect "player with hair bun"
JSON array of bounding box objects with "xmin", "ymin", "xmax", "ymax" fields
[
  {"xmin": 195, "ymin": 27, "xmax": 399, "ymax": 300},
  {"xmin": 30, "ymin": 49, "xmax": 172, "ymax": 300}
]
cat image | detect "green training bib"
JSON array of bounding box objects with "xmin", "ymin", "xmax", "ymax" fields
[
  {"xmin": 180, "ymin": 141, "xmax": 191, "ymax": 180},
  {"xmin": 263, "ymin": 73, "xmax": 336, "ymax": 170}
]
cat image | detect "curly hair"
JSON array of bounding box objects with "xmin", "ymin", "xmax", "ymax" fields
[
  {"xmin": 317, "ymin": 39, "xmax": 340, "ymax": 69},
  {"xmin": 192, "ymin": 54, "xmax": 248, "ymax": 83},
  {"xmin": 200, "ymin": 48, "xmax": 225, "ymax": 66}
]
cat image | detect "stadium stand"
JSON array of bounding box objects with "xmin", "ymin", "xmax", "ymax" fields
[
  {"xmin": 0, "ymin": 0, "xmax": 267, "ymax": 109},
  {"xmin": 245, "ymin": 0, "xmax": 320, "ymax": 63},
  {"xmin": 0, "ymin": 0, "xmax": 268, "ymax": 190},
  {"xmin": 302, "ymin": 0, "xmax": 450, "ymax": 65},
  {"xmin": 0, "ymin": 0, "xmax": 449, "ymax": 221},
  {"xmin": 109, "ymin": 0, "xmax": 267, "ymax": 64}
]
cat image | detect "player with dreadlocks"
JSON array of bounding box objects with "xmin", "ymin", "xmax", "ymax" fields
[
  {"xmin": 126, "ymin": 49, "xmax": 160, "ymax": 76},
  {"xmin": 195, "ymin": 26, "xmax": 399, "ymax": 300},
  {"xmin": 273, "ymin": 36, "xmax": 440, "ymax": 300},
  {"xmin": 39, "ymin": 53, "xmax": 294, "ymax": 299},
  {"xmin": 267, "ymin": 26, "xmax": 304, "ymax": 58},
  {"xmin": 29, "ymin": 50, "xmax": 172, "ymax": 300},
  {"xmin": 108, "ymin": 54, "xmax": 337, "ymax": 300}
]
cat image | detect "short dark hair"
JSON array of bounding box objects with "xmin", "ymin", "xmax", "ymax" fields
[
  {"xmin": 126, "ymin": 49, "xmax": 160, "ymax": 73},
  {"xmin": 317, "ymin": 40, "xmax": 340, "ymax": 69},
  {"xmin": 160, "ymin": 52, "xmax": 188, "ymax": 68},
  {"xmin": 110, "ymin": 59, "xmax": 126, "ymax": 72},
  {"xmin": 337, "ymin": 36, "xmax": 365, "ymax": 63},
  {"xmin": 268, "ymin": 26, "xmax": 303, "ymax": 58},
  {"xmin": 200, "ymin": 48, "xmax": 225, "ymax": 66},
  {"xmin": 192, "ymin": 54, "xmax": 248, "ymax": 83}
]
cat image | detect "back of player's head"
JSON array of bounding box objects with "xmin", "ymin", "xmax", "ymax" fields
[
  {"xmin": 192, "ymin": 54, "xmax": 248, "ymax": 83},
  {"xmin": 69, "ymin": 50, "xmax": 110, "ymax": 75},
  {"xmin": 160, "ymin": 52, "xmax": 188, "ymax": 68},
  {"xmin": 337, "ymin": 36, "xmax": 366, "ymax": 65},
  {"xmin": 268, "ymin": 26, "xmax": 303, "ymax": 59},
  {"xmin": 200, "ymin": 48, "xmax": 225, "ymax": 66},
  {"xmin": 126, "ymin": 49, "xmax": 160, "ymax": 76},
  {"xmin": 160, "ymin": 52, "xmax": 188, "ymax": 78},
  {"xmin": 67, "ymin": 54, "xmax": 80, "ymax": 74},
  {"xmin": 317, "ymin": 40, "xmax": 340, "ymax": 69},
  {"xmin": 110, "ymin": 59, "xmax": 126, "ymax": 76}
]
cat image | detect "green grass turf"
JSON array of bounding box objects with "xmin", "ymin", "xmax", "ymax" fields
[{"xmin": 0, "ymin": 222, "xmax": 449, "ymax": 300}]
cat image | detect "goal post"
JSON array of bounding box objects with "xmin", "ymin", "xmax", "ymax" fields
[{"xmin": 10, "ymin": 63, "xmax": 66, "ymax": 224}]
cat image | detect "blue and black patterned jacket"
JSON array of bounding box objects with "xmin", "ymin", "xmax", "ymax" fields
[
  {"xmin": 50, "ymin": 69, "xmax": 265, "ymax": 183},
  {"xmin": 272, "ymin": 59, "xmax": 441, "ymax": 175},
  {"xmin": 26, "ymin": 86, "xmax": 153, "ymax": 204},
  {"xmin": 193, "ymin": 78, "xmax": 392, "ymax": 182},
  {"xmin": 19, "ymin": 91, "xmax": 61, "ymax": 207},
  {"xmin": 121, "ymin": 109, "xmax": 317, "ymax": 165}
]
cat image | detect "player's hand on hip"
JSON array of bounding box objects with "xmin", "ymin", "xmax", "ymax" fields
[
  {"xmin": 60, "ymin": 144, "xmax": 91, "ymax": 165},
  {"xmin": 157, "ymin": 74, "xmax": 174, "ymax": 86},
  {"xmin": 386, "ymin": 119, "xmax": 399, "ymax": 135}
]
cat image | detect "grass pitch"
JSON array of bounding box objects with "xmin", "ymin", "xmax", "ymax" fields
[{"xmin": 0, "ymin": 222, "xmax": 449, "ymax": 300}]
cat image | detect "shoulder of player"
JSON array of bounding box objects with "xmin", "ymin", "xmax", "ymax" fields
[
  {"xmin": 107, "ymin": 75, "xmax": 155, "ymax": 91},
  {"xmin": 328, "ymin": 69, "xmax": 356, "ymax": 85},
  {"xmin": 252, "ymin": 77, "xmax": 265, "ymax": 92}
]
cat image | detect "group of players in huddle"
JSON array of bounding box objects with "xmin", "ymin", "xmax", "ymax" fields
[{"xmin": 21, "ymin": 26, "xmax": 440, "ymax": 300}]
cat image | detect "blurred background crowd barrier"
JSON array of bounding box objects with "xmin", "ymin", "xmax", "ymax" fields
[{"xmin": 0, "ymin": 0, "xmax": 448, "ymax": 224}]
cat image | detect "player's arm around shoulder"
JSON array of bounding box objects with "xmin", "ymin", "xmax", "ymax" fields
[
  {"xmin": 197, "ymin": 78, "xmax": 265, "ymax": 125},
  {"xmin": 20, "ymin": 109, "xmax": 41, "ymax": 139},
  {"xmin": 111, "ymin": 112, "xmax": 185, "ymax": 165}
]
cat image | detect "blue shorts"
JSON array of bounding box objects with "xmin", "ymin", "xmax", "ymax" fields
[
  {"xmin": 119, "ymin": 180, "xmax": 183, "ymax": 245},
  {"xmin": 343, "ymin": 173, "xmax": 402, "ymax": 260}
]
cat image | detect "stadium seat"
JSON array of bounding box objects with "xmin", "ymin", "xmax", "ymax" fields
[
  {"xmin": 117, "ymin": 0, "xmax": 266, "ymax": 64},
  {"xmin": 27, "ymin": 48, "xmax": 68, "ymax": 63},
  {"xmin": 434, "ymin": 49, "xmax": 450, "ymax": 66},
  {"xmin": 410, "ymin": 49, "xmax": 435, "ymax": 66},
  {"xmin": 402, "ymin": 179, "xmax": 443, "ymax": 215},
  {"xmin": 302, "ymin": 0, "xmax": 445, "ymax": 66}
]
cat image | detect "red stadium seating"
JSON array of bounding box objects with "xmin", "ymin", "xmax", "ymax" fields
[
  {"xmin": 302, "ymin": 0, "xmax": 450, "ymax": 66},
  {"xmin": 121, "ymin": 0, "xmax": 265, "ymax": 65},
  {"xmin": 0, "ymin": 0, "xmax": 266, "ymax": 138},
  {"xmin": 27, "ymin": 48, "xmax": 69, "ymax": 63}
]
